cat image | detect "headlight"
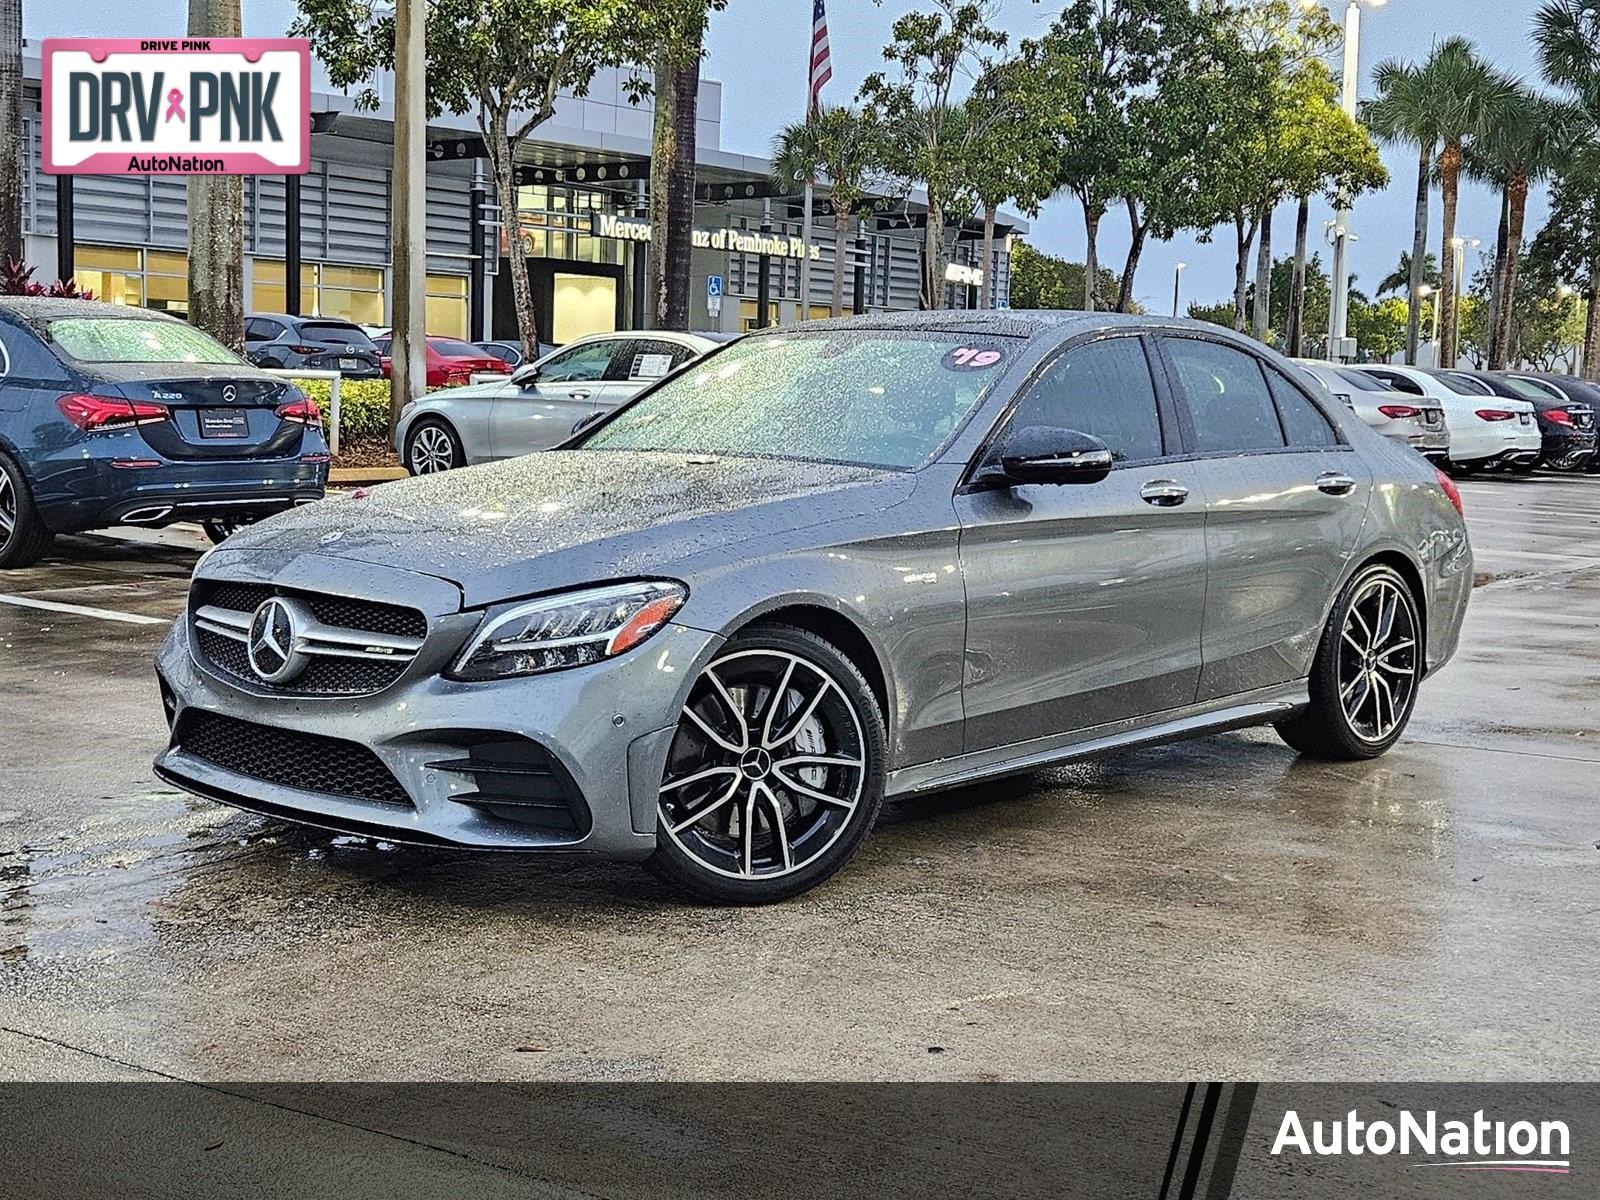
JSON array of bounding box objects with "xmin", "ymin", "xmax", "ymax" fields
[{"xmin": 449, "ymin": 580, "xmax": 688, "ymax": 681}]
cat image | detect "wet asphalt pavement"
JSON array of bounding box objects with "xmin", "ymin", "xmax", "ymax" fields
[{"xmin": 0, "ymin": 478, "xmax": 1596, "ymax": 1083}]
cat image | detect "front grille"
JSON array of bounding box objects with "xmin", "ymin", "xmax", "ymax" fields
[
  {"xmin": 175, "ymin": 710, "xmax": 410, "ymax": 807},
  {"xmin": 190, "ymin": 580, "xmax": 426, "ymax": 696}
]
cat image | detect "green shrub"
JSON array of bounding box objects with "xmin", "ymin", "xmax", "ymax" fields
[{"xmin": 290, "ymin": 378, "xmax": 395, "ymax": 443}]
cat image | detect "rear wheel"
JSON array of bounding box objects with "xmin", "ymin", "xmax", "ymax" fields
[
  {"xmin": 0, "ymin": 452, "xmax": 53, "ymax": 570},
  {"xmin": 201, "ymin": 516, "xmax": 261, "ymax": 545},
  {"xmin": 1276, "ymin": 563, "xmax": 1422, "ymax": 761},
  {"xmin": 1509, "ymin": 460, "xmax": 1538, "ymax": 476},
  {"xmin": 1445, "ymin": 461, "xmax": 1475, "ymax": 478},
  {"xmin": 404, "ymin": 418, "xmax": 463, "ymax": 475},
  {"xmin": 645, "ymin": 624, "xmax": 887, "ymax": 904}
]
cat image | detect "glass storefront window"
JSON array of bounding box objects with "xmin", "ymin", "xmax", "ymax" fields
[
  {"xmin": 251, "ymin": 260, "xmax": 384, "ymax": 325},
  {"xmin": 424, "ymin": 273, "xmax": 469, "ymax": 338},
  {"xmin": 73, "ymin": 245, "xmax": 186, "ymax": 310}
]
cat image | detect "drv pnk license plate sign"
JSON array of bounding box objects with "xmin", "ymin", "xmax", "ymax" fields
[{"xmin": 42, "ymin": 38, "xmax": 310, "ymax": 175}]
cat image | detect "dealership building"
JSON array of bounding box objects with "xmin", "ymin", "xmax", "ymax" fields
[{"xmin": 19, "ymin": 53, "xmax": 1022, "ymax": 344}]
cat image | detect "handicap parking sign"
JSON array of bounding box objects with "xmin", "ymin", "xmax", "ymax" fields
[{"xmin": 707, "ymin": 275, "xmax": 724, "ymax": 299}]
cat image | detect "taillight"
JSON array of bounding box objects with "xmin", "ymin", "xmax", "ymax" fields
[
  {"xmin": 1475, "ymin": 409, "xmax": 1517, "ymax": 422},
  {"xmin": 275, "ymin": 395, "xmax": 322, "ymax": 425},
  {"xmin": 57, "ymin": 393, "xmax": 169, "ymax": 431},
  {"xmin": 1546, "ymin": 408, "xmax": 1575, "ymax": 426},
  {"xmin": 288, "ymin": 344, "xmax": 321, "ymax": 355},
  {"xmin": 1436, "ymin": 468, "xmax": 1464, "ymax": 516},
  {"xmin": 1378, "ymin": 404, "xmax": 1422, "ymax": 419}
]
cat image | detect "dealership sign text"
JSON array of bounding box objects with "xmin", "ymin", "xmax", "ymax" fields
[
  {"xmin": 589, "ymin": 213, "xmax": 822, "ymax": 261},
  {"xmin": 43, "ymin": 38, "xmax": 310, "ymax": 175}
]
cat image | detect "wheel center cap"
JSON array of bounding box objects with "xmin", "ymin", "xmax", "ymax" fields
[{"xmin": 739, "ymin": 748, "xmax": 774, "ymax": 780}]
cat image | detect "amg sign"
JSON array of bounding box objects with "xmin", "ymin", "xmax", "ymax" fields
[{"xmin": 42, "ymin": 38, "xmax": 310, "ymax": 175}]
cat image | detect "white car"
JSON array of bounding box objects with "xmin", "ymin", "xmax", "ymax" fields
[
  {"xmin": 1293, "ymin": 359, "xmax": 1450, "ymax": 456},
  {"xmin": 1352, "ymin": 363, "xmax": 1540, "ymax": 474},
  {"xmin": 394, "ymin": 330, "xmax": 735, "ymax": 474}
]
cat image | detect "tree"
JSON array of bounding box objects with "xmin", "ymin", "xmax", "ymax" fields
[
  {"xmin": 964, "ymin": 47, "xmax": 1077, "ymax": 308},
  {"xmin": 1008, "ymin": 241, "xmax": 1121, "ymax": 311},
  {"xmin": 771, "ymin": 107, "xmax": 888, "ymax": 317},
  {"xmin": 1535, "ymin": 0, "xmax": 1600, "ymax": 377},
  {"xmin": 188, "ymin": 0, "xmax": 244, "ymax": 350},
  {"xmin": 1363, "ymin": 59, "xmax": 1442, "ymax": 364},
  {"xmin": 1415, "ymin": 38, "xmax": 1512, "ymax": 367},
  {"xmin": 0, "ymin": 0, "xmax": 20, "ymax": 264},
  {"xmin": 1034, "ymin": 0, "xmax": 1203, "ymax": 312},
  {"xmin": 1374, "ymin": 251, "xmax": 1439, "ymax": 297},
  {"xmin": 859, "ymin": 0, "xmax": 1012, "ymax": 310},
  {"xmin": 647, "ymin": 4, "xmax": 727, "ymax": 331},
  {"xmin": 1347, "ymin": 296, "xmax": 1409, "ymax": 364},
  {"xmin": 1532, "ymin": 143, "xmax": 1600, "ymax": 379},
  {"xmin": 296, "ymin": 0, "xmax": 671, "ymax": 355},
  {"xmin": 1468, "ymin": 87, "xmax": 1578, "ymax": 368}
]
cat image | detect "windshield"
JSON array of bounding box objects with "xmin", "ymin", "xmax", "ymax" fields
[
  {"xmin": 581, "ymin": 331, "xmax": 1019, "ymax": 469},
  {"xmin": 48, "ymin": 318, "xmax": 241, "ymax": 365}
]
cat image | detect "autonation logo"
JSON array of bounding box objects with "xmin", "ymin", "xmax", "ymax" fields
[{"xmin": 1272, "ymin": 1108, "xmax": 1571, "ymax": 1175}]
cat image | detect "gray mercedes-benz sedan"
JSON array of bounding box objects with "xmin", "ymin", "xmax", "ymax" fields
[{"xmin": 154, "ymin": 312, "xmax": 1473, "ymax": 903}]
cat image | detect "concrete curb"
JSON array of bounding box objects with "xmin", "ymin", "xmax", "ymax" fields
[{"xmin": 329, "ymin": 467, "xmax": 408, "ymax": 486}]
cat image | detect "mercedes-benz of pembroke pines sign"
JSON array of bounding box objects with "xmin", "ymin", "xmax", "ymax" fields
[{"xmin": 42, "ymin": 38, "xmax": 310, "ymax": 175}]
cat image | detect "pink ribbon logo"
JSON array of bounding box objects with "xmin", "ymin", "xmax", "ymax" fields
[{"xmin": 164, "ymin": 88, "xmax": 185, "ymax": 123}]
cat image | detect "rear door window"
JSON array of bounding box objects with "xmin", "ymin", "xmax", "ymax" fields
[
  {"xmin": 1267, "ymin": 369, "xmax": 1339, "ymax": 447},
  {"xmin": 1007, "ymin": 336, "xmax": 1167, "ymax": 463},
  {"xmin": 1160, "ymin": 337, "xmax": 1285, "ymax": 455}
]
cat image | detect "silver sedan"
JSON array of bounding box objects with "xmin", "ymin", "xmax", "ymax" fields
[
  {"xmin": 156, "ymin": 313, "xmax": 1471, "ymax": 904},
  {"xmin": 394, "ymin": 330, "xmax": 732, "ymax": 473}
]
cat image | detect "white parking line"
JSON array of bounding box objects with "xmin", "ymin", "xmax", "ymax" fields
[{"xmin": 0, "ymin": 593, "xmax": 170, "ymax": 626}]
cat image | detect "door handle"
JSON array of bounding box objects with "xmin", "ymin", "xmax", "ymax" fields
[
  {"xmin": 568, "ymin": 388, "xmax": 592, "ymax": 402},
  {"xmin": 1139, "ymin": 479, "xmax": 1189, "ymax": 507},
  {"xmin": 1316, "ymin": 470, "xmax": 1357, "ymax": 496}
]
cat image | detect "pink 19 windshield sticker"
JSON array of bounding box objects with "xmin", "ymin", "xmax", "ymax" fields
[
  {"xmin": 42, "ymin": 38, "xmax": 311, "ymax": 176},
  {"xmin": 941, "ymin": 345, "xmax": 1007, "ymax": 371}
]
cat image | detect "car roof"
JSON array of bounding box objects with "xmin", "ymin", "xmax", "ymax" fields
[
  {"xmin": 0, "ymin": 296, "xmax": 178, "ymax": 323},
  {"xmin": 746, "ymin": 310, "xmax": 1268, "ymax": 345}
]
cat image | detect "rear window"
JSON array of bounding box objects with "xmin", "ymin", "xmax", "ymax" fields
[
  {"xmin": 1334, "ymin": 367, "xmax": 1387, "ymax": 393},
  {"xmin": 428, "ymin": 339, "xmax": 482, "ymax": 357},
  {"xmin": 299, "ymin": 322, "xmax": 376, "ymax": 349},
  {"xmin": 47, "ymin": 318, "xmax": 241, "ymax": 365}
]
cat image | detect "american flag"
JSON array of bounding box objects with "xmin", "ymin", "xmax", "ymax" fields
[{"xmin": 809, "ymin": 0, "xmax": 833, "ymax": 115}]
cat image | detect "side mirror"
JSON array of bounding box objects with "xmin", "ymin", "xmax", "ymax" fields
[
  {"xmin": 511, "ymin": 363, "xmax": 541, "ymax": 387},
  {"xmin": 986, "ymin": 425, "xmax": 1115, "ymax": 487}
]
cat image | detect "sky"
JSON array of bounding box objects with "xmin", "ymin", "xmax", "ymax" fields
[{"xmin": 26, "ymin": 0, "xmax": 1555, "ymax": 308}]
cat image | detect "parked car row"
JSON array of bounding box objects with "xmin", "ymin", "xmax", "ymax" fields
[
  {"xmin": 1294, "ymin": 359, "xmax": 1597, "ymax": 476},
  {"xmin": 395, "ymin": 330, "xmax": 735, "ymax": 475}
]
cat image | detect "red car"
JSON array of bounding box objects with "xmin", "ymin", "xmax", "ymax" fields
[{"xmin": 375, "ymin": 336, "xmax": 510, "ymax": 389}]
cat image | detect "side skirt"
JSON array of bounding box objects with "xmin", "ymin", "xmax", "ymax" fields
[{"xmin": 885, "ymin": 680, "xmax": 1310, "ymax": 798}]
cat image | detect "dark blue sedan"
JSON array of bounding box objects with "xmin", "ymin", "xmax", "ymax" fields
[{"xmin": 0, "ymin": 297, "xmax": 329, "ymax": 567}]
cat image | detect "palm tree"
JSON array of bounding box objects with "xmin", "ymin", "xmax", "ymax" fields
[
  {"xmin": 771, "ymin": 108, "xmax": 886, "ymax": 318},
  {"xmin": 1375, "ymin": 251, "xmax": 1439, "ymax": 298},
  {"xmin": 0, "ymin": 0, "xmax": 21, "ymax": 264},
  {"xmin": 1468, "ymin": 86, "xmax": 1580, "ymax": 368},
  {"xmin": 1364, "ymin": 59, "xmax": 1441, "ymax": 364},
  {"xmin": 1419, "ymin": 39, "xmax": 1514, "ymax": 368}
]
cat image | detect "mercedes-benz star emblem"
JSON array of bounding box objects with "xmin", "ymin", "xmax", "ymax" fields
[
  {"xmin": 222, "ymin": 384, "xmax": 238, "ymax": 403},
  {"xmin": 247, "ymin": 597, "xmax": 309, "ymax": 684}
]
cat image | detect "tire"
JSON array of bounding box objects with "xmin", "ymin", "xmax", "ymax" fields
[
  {"xmin": 1509, "ymin": 460, "xmax": 1537, "ymax": 476},
  {"xmin": 645, "ymin": 623, "xmax": 888, "ymax": 904},
  {"xmin": 404, "ymin": 417, "xmax": 464, "ymax": 475},
  {"xmin": 201, "ymin": 516, "xmax": 260, "ymax": 545},
  {"xmin": 0, "ymin": 451, "xmax": 53, "ymax": 570},
  {"xmin": 1276, "ymin": 563, "xmax": 1423, "ymax": 761},
  {"xmin": 1445, "ymin": 461, "xmax": 1475, "ymax": 478}
]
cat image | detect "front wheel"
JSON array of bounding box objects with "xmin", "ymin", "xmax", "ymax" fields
[
  {"xmin": 645, "ymin": 624, "xmax": 888, "ymax": 904},
  {"xmin": 1276, "ymin": 563, "xmax": 1423, "ymax": 761},
  {"xmin": 0, "ymin": 452, "xmax": 53, "ymax": 569},
  {"xmin": 404, "ymin": 418, "xmax": 463, "ymax": 475}
]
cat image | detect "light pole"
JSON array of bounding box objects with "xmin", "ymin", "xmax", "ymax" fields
[
  {"xmin": 1417, "ymin": 284, "xmax": 1439, "ymax": 362},
  {"xmin": 1449, "ymin": 235, "xmax": 1479, "ymax": 362},
  {"xmin": 1325, "ymin": 0, "xmax": 1389, "ymax": 363},
  {"xmin": 1172, "ymin": 261, "xmax": 1188, "ymax": 317}
]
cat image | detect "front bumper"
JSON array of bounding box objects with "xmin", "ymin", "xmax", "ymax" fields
[{"xmin": 153, "ymin": 596, "xmax": 721, "ymax": 858}]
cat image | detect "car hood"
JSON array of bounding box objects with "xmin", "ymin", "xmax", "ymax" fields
[{"xmin": 221, "ymin": 449, "xmax": 916, "ymax": 607}]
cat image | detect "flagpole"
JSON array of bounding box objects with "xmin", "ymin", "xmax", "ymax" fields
[{"xmin": 800, "ymin": 182, "xmax": 813, "ymax": 325}]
